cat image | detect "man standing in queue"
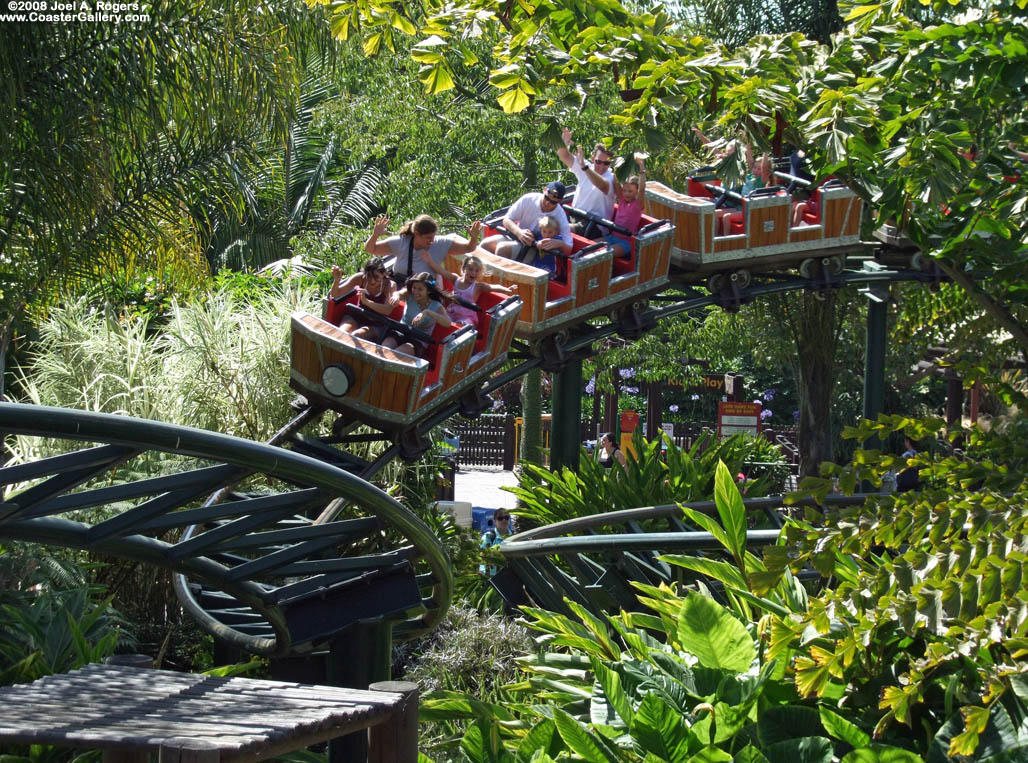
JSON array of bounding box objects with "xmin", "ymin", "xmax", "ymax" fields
[{"xmin": 557, "ymin": 127, "xmax": 616, "ymax": 235}]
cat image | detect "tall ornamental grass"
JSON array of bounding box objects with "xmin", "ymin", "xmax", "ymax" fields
[{"xmin": 12, "ymin": 280, "xmax": 319, "ymax": 453}]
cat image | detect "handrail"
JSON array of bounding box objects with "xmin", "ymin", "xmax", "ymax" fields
[
  {"xmin": 502, "ymin": 529, "xmax": 782, "ymax": 558},
  {"xmin": 507, "ymin": 493, "xmax": 871, "ymax": 543}
]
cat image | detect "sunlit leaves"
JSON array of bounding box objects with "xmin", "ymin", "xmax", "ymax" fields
[
  {"xmin": 497, "ymin": 86, "xmax": 533, "ymax": 114},
  {"xmin": 677, "ymin": 593, "xmax": 757, "ymax": 672}
]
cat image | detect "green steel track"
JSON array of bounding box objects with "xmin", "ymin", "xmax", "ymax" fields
[{"xmin": 0, "ymin": 403, "xmax": 451, "ymax": 656}]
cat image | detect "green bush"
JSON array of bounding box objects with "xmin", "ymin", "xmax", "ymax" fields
[
  {"xmin": 508, "ymin": 432, "xmax": 788, "ymax": 527},
  {"xmin": 0, "ymin": 583, "xmax": 133, "ymax": 685},
  {"xmin": 399, "ymin": 601, "xmax": 533, "ymax": 758}
]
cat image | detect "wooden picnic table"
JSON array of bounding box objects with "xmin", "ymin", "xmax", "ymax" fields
[{"xmin": 0, "ymin": 663, "xmax": 417, "ymax": 763}]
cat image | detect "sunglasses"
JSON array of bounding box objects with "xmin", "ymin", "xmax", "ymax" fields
[
  {"xmin": 594, "ymin": 159, "xmax": 611, "ymax": 166},
  {"xmin": 542, "ymin": 194, "xmax": 561, "ymax": 204},
  {"xmin": 495, "ymin": 515, "xmax": 510, "ymax": 521}
]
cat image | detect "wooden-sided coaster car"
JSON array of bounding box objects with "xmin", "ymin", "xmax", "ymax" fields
[{"xmin": 289, "ymin": 287, "xmax": 521, "ymax": 432}]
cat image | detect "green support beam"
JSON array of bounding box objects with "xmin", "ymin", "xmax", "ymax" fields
[
  {"xmin": 550, "ymin": 359, "xmax": 583, "ymax": 472},
  {"xmin": 862, "ymin": 291, "xmax": 887, "ymax": 424}
]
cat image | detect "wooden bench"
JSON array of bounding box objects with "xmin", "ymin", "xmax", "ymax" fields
[{"xmin": 0, "ymin": 664, "xmax": 417, "ymax": 763}]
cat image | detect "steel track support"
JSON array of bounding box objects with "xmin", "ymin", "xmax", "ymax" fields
[
  {"xmin": 862, "ymin": 288, "xmax": 889, "ymax": 449},
  {"xmin": 551, "ymin": 358, "xmax": 583, "ymax": 473}
]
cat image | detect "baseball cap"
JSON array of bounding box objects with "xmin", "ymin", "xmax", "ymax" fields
[{"xmin": 545, "ymin": 181, "xmax": 566, "ymax": 200}]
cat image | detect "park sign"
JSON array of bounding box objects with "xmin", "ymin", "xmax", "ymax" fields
[
  {"xmin": 666, "ymin": 373, "xmax": 743, "ymax": 398},
  {"xmin": 718, "ymin": 401, "xmax": 761, "ymax": 440}
]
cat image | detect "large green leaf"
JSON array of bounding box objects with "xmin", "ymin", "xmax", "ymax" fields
[
  {"xmin": 763, "ymin": 737, "xmax": 834, "ymax": 763},
  {"xmin": 758, "ymin": 706, "xmax": 825, "ymax": 746},
  {"xmin": 552, "ymin": 707, "xmax": 617, "ymax": 762},
  {"xmin": 714, "ymin": 460, "xmax": 748, "ymax": 562},
  {"xmin": 819, "ymin": 706, "xmax": 871, "ymax": 748},
  {"xmin": 517, "ymin": 719, "xmax": 560, "ymax": 762},
  {"xmin": 687, "ymin": 747, "xmax": 733, "ymax": 763},
  {"xmin": 591, "ymin": 659, "xmax": 634, "ymax": 726},
  {"xmin": 734, "ymin": 747, "xmax": 771, "ymax": 763},
  {"xmin": 630, "ymin": 693, "xmax": 700, "ymax": 762},
  {"xmin": 676, "ymin": 593, "xmax": 756, "ymax": 672},
  {"xmin": 461, "ymin": 718, "xmax": 513, "ymax": 763},
  {"xmin": 497, "ymin": 85, "xmax": 532, "ymax": 114},
  {"xmin": 927, "ymin": 703, "xmax": 1024, "ymax": 763},
  {"xmin": 840, "ymin": 746, "xmax": 924, "ymax": 763}
]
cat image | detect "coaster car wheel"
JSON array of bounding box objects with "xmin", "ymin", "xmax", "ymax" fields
[{"xmin": 731, "ymin": 270, "xmax": 751, "ymax": 289}]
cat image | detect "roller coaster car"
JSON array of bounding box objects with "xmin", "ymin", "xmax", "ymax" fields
[
  {"xmin": 448, "ymin": 204, "xmax": 674, "ymax": 342},
  {"xmin": 289, "ymin": 288, "xmax": 522, "ymax": 433},
  {"xmin": 647, "ymin": 167, "xmax": 863, "ymax": 277}
]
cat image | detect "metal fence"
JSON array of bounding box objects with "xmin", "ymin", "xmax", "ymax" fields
[
  {"xmin": 451, "ymin": 414, "xmax": 515, "ymax": 469},
  {"xmin": 452, "ymin": 416, "xmax": 800, "ymax": 472}
]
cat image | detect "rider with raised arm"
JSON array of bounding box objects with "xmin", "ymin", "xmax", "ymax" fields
[
  {"xmin": 364, "ymin": 215, "xmax": 482, "ymax": 285},
  {"xmin": 557, "ymin": 127, "xmax": 616, "ymax": 233}
]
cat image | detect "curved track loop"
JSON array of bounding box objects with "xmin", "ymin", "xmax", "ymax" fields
[
  {"xmin": 495, "ymin": 494, "xmax": 870, "ymax": 617},
  {"xmin": 0, "ymin": 261, "xmax": 938, "ymax": 653},
  {"xmin": 0, "ymin": 403, "xmax": 452, "ymax": 657}
]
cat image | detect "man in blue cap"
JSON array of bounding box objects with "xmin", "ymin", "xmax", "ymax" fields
[{"xmin": 481, "ymin": 181, "xmax": 573, "ymax": 264}]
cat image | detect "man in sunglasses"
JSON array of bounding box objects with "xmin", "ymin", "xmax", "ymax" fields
[
  {"xmin": 557, "ymin": 126, "xmax": 616, "ymax": 234},
  {"xmin": 481, "ymin": 180, "xmax": 572, "ymax": 264}
]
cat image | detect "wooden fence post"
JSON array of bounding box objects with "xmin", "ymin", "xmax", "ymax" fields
[
  {"xmin": 646, "ymin": 381, "xmax": 663, "ymax": 440},
  {"xmin": 156, "ymin": 739, "xmax": 220, "ymax": 763},
  {"xmin": 368, "ymin": 681, "xmax": 419, "ymax": 763}
]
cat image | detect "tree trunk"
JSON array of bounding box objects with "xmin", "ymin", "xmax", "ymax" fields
[
  {"xmin": 778, "ymin": 291, "xmax": 846, "ymax": 478},
  {"xmin": 520, "ymin": 369, "xmax": 543, "ymax": 465}
]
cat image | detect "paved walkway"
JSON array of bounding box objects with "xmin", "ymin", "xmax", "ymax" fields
[{"xmin": 453, "ymin": 465, "xmax": 519, "ymax": 510}]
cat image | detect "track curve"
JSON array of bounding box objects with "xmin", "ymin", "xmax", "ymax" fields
[
  {"xmin": 0, "ymin": 403, "xmax": 452, "ymax": 656},
  {"xmin": 0, "ymin": 257, "xmax": 940, "ymax": 655}
]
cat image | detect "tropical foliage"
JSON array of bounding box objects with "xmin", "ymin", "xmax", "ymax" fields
[
  {"xmin": 759, "ymin": 413, "xmax": 1028, "ymax": 757},
  {"xmin": 417, "ymin": 464, "xmax": 926, "ymax": 761},
  {"xmin": 9, "ymin": 279, "xmax": 318, "ymax": 443},
  {"xmin": 198, "ymin": 58, "xmax": 385, "ymax": 273},
  {"xmin": 0, "ymin": 5, "xmax": 321, "ymax": 317},
  {"xmin": 0, "ymin": 542, "xmax": 132, "ymax": 685},
  {"xmin": 508, "ymin": 433, "xmax": 788, "ymax": 527}
]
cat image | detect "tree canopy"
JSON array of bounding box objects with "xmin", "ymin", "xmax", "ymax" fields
[{"xmin": 315, "ymin": 0, "xmax": 1028, "ymax": 358}]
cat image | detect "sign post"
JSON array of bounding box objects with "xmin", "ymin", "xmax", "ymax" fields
[
  {"xmin": 619, "ymin": 410, "xmax": 640, "ymax": 457},
  {"xmin": 660, "ymin": 422, "xmax": 675, "ymax": 444}
]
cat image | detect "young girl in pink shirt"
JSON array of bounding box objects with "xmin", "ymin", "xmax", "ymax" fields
[
  {"xmin": 422, "ymin": 254, "xmax": 518, "ymax": 329},
  {"xmin": 605, "ymin": 154, "xmax": 647, "ymax": 259}
]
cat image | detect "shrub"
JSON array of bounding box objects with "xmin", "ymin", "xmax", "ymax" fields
[{"xmin": 508, "ymin": 431, "xmax": 788, "ymax": 527}]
